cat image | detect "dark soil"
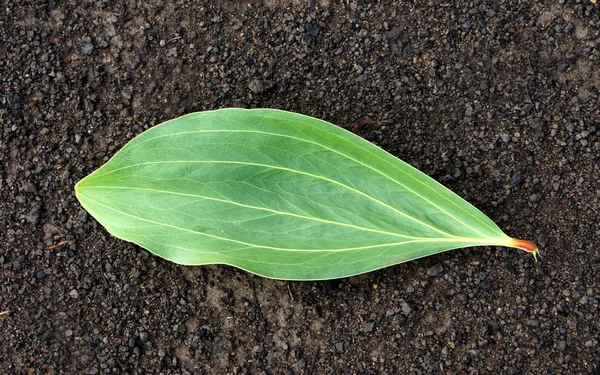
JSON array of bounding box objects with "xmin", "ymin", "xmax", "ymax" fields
[{"xmin": 2, "ymin": 1, "xmax": 599, "ymax": 374}]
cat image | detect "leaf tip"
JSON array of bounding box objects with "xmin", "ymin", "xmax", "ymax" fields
[
  {"xmin": 74, "ymin": 179, "xmax": 88, "ymax": 204},
  {"xmin": 74, "ymin": 181, "xmax": 81, "ymax": 197}
]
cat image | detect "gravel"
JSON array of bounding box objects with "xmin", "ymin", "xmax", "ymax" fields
[{"xmin": 1, "ymin": 1, "xmax": 599, "ymax": 374}]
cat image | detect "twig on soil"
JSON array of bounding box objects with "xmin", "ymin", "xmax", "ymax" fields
[
  {"xmin": 166, "ymin": 36, "xmax": 182, "ymax": 44},
  {"xmin": 0, "ymin": 310, "xmax": 10, "ymax": 317},
  {"xmin": 47, "ymin": 240, "xmax": 68, "ymax": 249},
  {"xmin": 251, "ymin": 277, "xmax": 267, "ymax": 335},
  {"xmin": 287, "ymin": 284, "xmax": 295, "ymax": 302},
  {"xmin": 99, "ymin": 246, "xmax": 116, "ymax": 298},
  {"xmin": 305, "ymin": 347, "xmax": 319, "ymax": 375}
]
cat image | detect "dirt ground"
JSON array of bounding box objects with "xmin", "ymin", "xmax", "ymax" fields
[{"xmin": 1, "ymin": 1, "xmax": 599, "ymax": 374}]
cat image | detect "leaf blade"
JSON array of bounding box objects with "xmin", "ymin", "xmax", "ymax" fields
[{"xmin": 75, "ymin": 108, "xmax": 534, "ymax": 280}]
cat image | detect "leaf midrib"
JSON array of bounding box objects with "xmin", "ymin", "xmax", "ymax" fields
[
  {"xmin": 253, "ymin": 111, "xmax": 501, "ymax": 236},
  {"xmin": 78, "ymin": 192, "xmax": 510, "ymax": 253},
  {"xmin": 79, "ymin": 185, "xmax": 422, "ymax": 239},
  {"xmin": 80, "ymin": 159, "xmax": 459, "ymax": 238}
]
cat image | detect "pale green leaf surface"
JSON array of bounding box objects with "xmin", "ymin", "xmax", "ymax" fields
[{"xmin": 75, "ymin": 108, "xmax": 535, "ymax": 280}]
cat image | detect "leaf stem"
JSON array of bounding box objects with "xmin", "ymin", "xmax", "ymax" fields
[{"xmin": 509, "ymin": 238, "xmax": 539, "ymax": 261}]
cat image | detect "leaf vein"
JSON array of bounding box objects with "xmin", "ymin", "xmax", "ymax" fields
[
  {"xmin": 82, "ymin": 185, "xmax": 419, "ymax": 239},
  {"xmin": 103, "ymin": 123, "xmax": 498, "ymax": 237},
  {"xmin": 84, "ymin": 160, "xmax": 457, "ymax": 238}
]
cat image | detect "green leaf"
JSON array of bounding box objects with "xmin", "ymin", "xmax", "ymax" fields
[{"xmin": 75, "ymin": 108, "xmax": 537, "ymax": 280}]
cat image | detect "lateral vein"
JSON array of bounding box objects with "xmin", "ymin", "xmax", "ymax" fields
[
  {"xmin": 80, "ymin": 185, "xmax": 418, "ymax": 239},
  {"xmin": 102, "ymin": 123, "xmax": 498, "ymax": 237},
  {"xmin": 82, "ymin": 160, "xmax": 457, "ymax": 238}
]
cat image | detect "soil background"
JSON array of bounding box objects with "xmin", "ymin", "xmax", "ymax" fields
[{"xmin": 1, "ymin": 1, "xmax": 600, "ymax": 374}]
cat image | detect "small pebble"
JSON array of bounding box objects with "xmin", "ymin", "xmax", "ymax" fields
[
  {"xmin": 248, "ymin": 79, "xmax": 265, "ymax": 94},
  {"xmin": 537, "ymin": 234, "xmax": 548, "ymax": 247},
  {"xmin": 304, "ymin": 22, "xmax": 320, "ymax": 37},
  {"xmin": 81, "ymin": 42, "xmax": 94, "ymax": 55},
  {"xmin": 480, "ymin": 280, "xmax": 493, "ymax": 290},
  {"xmin": 511, "ymin": 174, "xmax": 523, "ymax": 187},
  {"xmin": 558, "ymin": 340, "xmax": 566, "ymax": 351},
  {"xmin": 426, "ymin": 263, "xmax": 444, "ymax": 277},
  {"xmin": 401, "ymin": 301, "xmax": 412, "ymax": 315}
]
